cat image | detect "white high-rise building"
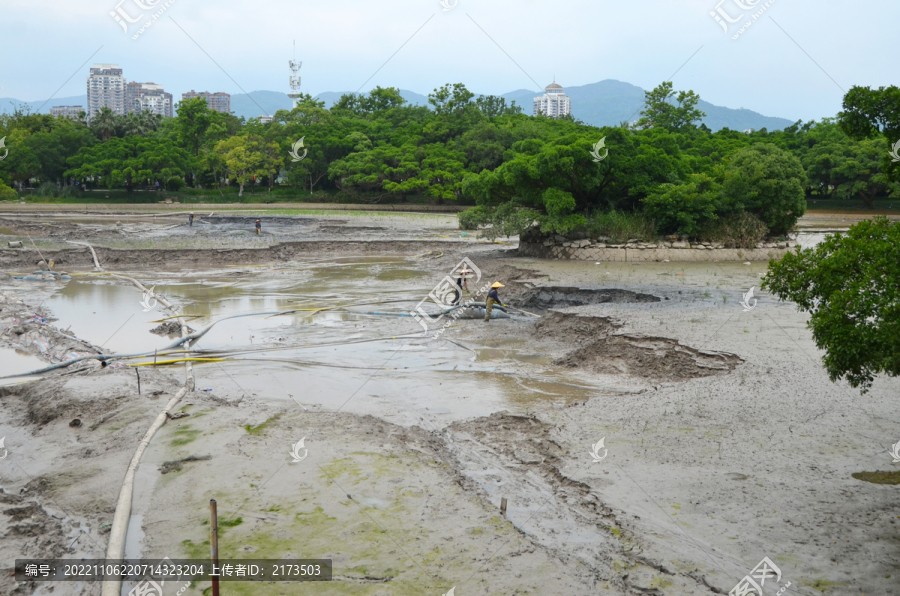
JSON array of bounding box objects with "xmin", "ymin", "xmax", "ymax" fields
[
  {"xmin": 86, "ymin": 64, "xmax": 126, "ymax": 121},
  {"xmin": 533, "ymin": 82, "xmax": 571, "ymax": 118}
]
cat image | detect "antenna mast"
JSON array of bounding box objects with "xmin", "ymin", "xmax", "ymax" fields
[{"xmin": 288, "ymin": 40, "xmax": 302, "ymax": 109}]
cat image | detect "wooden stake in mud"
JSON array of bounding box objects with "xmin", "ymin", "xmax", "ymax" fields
[
  {"xmin": 210, "ymin": 499, "xmax": 220, "ymax": 596},
  {"xmin": 500, "ymin": 497, "xmax": 507, "ymax": 518},
  {"xmin": 135, "ymin": 368, "xmax": 141, "ymax": 396}
]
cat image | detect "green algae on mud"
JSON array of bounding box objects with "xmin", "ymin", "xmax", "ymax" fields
[
  {"xmin": 244, "ymin": 415, "xmax": 282, "ymax": 435},
  {"xmin": 170, "ymin": 448, "xmax": 543, "ymax": 595},
  {"xmin": 852, "ymin": 471, "xmax": 900, "ymax": 485}
]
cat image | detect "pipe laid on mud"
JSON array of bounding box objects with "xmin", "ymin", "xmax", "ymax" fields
[
  {"xmin": 66, "ymin": 240, "xmax": 102, "ymax": 270},
  {"xmin": 102, "ymin": 276, "xmax": 195, "ymax": 596}
]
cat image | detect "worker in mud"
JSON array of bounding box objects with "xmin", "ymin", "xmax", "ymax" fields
[
  {"xmin": 484, "ymin": 281, "xmax": 504, "ymax": 321},
  {"xmin": 255, "ymin": 219, "xmax": 261, "ymax": 235},
  {"xmin": 189, "ymin": 212, "xmax": 194, "ymax": 227},
  {"xmin": 452, "ymin": 269, "xmax": 470, "ymax": 305}
]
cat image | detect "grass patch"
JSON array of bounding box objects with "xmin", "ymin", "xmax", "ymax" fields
[{"xmin": 584, "ymin": 210, "xmax": 657, "ymax": 243}]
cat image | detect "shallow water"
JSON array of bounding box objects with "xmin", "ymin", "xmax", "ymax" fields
[
  {"xmin": 39, "ymin": 259, "xmax": 610, "ymax": 424},
  {"xmin": 0, "ymin": 348, "xmax": 45, "ymax": 385}
]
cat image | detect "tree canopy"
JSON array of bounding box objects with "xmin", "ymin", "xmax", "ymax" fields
[{"xmin": 763, "ymin": 217, "xmax": 900, "ymax": 392}]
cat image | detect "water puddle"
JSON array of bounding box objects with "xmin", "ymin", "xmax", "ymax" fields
[{"xmin": 0, "ymin": 348, "xmax": 47, "ymax": 384}]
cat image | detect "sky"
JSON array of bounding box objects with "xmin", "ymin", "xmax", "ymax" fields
[{"xmin": 1, "ymin": 0, "xmax": 897, "ymax": 122}]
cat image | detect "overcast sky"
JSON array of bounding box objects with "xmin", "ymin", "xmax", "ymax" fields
[{"xmin": 2, "ymin": 0, "xmax": 896, "ymax": 121}]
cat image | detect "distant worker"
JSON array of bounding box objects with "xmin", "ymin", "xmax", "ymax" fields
[
  {"xmin": 255, "ymin": 219, "xmax": 261, "ymax": 235},
  {"xmin": 484, "ymin": 281, "xmax": 504, "ymax": 321},
  {"xmin": 452, "ymin": 269, "xmax": 470, "ymax": 305},
  {"xmin": 189, "ymin": 212, "xmax": 194, "ymax": 227}
]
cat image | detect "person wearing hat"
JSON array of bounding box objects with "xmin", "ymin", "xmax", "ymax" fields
[
  {"xmin": 453, "ymin": 269, "xmax": 471, "ymax": 305},
  {"xmin": 189, "ymin": 212, "xmax": 194, "ymax": 227},
  {"xmin": 484, "ymin": 281, "xmax": 504, "ymax": 321},
  {"xmin": 255, "ymin": 219, "xmax": 261, "ymax": 235}
]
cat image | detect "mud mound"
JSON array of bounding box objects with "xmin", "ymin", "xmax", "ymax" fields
[
  {"xmin": 150, "ymin": 321, "xmax": 195, "ymax": 336},
  {"xmin": 533, "ymin": 311, "xmax": 619, "ymax": 340},
  {"xmin": 520, "ymin": 287, "xmax": 660, "ymax": 309},
  {"xmin": 558, "ymin": 335, "xmax": 742, "ymax": 381}
]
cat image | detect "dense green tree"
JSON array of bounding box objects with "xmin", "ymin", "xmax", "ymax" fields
[
  {"xmin": 643, "ymin": 172, "xmax": 723, "ymax": 236},
  {"xmin": 838, "ymin": 85, "xmax": 900, "ymax": 182},
  {"xmin": 637, "ymin": 82, "xmax": 706, "ymax": 132},
  {"xmin": 721, "ymin": 143, "xmax": 806, "ymax": 235},
  {"xmin": 65, "ymin": 136, "xmax": 189, "ymax": 191},
  {"xmin": 764, "ymin": 217, "xmax": 900, "ymax": 392},
  {"xmin": 213, "ymin": 135, "xmax": 283, "ymax": 197},
  {"xmin": 474, "ymin": 95, "xmax": 522, "ymax": 118},
  {"xmin": 175, "ymin": 97, "xmax": 214, "ymax": 157}
]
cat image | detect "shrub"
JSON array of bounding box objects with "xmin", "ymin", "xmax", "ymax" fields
[
  {"xmin": 36, "ymin": 182, "xmax": 58, "ymax": 197},
  {"xmin": 166, "ymin": 177, "xmax": 186, "ymax": 191},
  {"xmin": 0, "ymin": 183, "xmax": 17, "ymax": 201},
  {"xmin": 700, "ymin": 211, "xmax": 768, "ymax": 248},
  {"xmin": 584, "ymin": 210, "xmax": 657, "ymax": 243}
]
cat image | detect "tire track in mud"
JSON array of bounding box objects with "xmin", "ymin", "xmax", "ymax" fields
[{"xmin": 440, "ymin": 412, "xmax": 715, "ymax": 594}]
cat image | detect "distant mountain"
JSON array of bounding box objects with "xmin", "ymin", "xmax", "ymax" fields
[
  {"xmin": 504, "ymin": 79, "xmax": 794, "ymax": 132},
  {"xmin": 0, "ymin": 95, "xmax": 87, "ymax": 114},
  {"xmin": 230, "ymin": 90, "xmax": 293, "ymax": 119},
  {"xmin": 2, "ymin": 79, "xmax": 794, "ymax": 132}
]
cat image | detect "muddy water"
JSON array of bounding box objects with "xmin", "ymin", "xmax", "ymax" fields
[
  {"xmin": 40, "ymin": 260, "xmax": 607, "ymax": 425},
  {"xmin": 0, "ymin": 348, "xmax": 46, "ymax": 381}
]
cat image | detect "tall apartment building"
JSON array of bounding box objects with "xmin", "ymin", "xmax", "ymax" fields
[
  {"xmin": 181, "ymin": 90, "xmax": 231, "ymax": 114},
  {"xmin": 86, "ymin": 64, "xmax": 126, "ymax": 120},
  {"xmin": 50, "ymin": 106, "xmax": 84, "ymax": 119},
  {"xmin": 533, "ymin": 82, "xmax": 572, "ymax": 118},
  {"xmin": 126, "ymin": 82, "xmax": 174, "ymax": 118}
]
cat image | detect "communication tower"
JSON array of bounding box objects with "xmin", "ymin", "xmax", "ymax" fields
[{"xmin": 288, "ymin": 40, "xmax": 302, "ymax": 109}]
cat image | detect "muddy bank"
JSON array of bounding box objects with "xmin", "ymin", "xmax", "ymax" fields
[{"xmin": 0, "ymin": 240, "xmax": 485, "ymax": 270}]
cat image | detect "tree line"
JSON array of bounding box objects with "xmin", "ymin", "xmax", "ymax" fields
[{"xmin": 0, "ymin": 82, "xmax": 897, "ymax": 240}]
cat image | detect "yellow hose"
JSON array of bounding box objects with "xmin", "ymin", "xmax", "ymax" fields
[{"xmin": 129, "ymin": 357, "xmax": 227, "ymax": 366}]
